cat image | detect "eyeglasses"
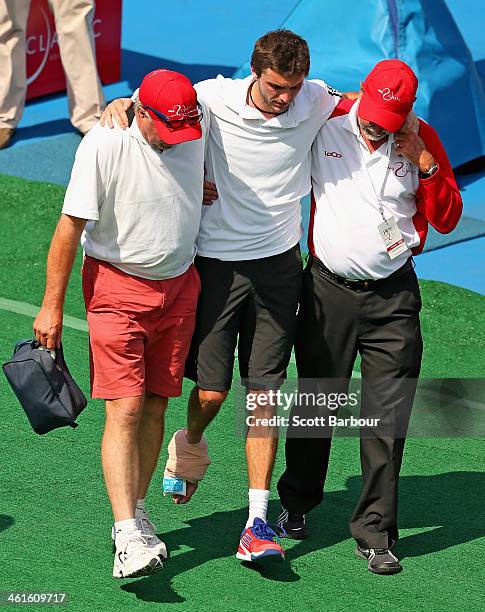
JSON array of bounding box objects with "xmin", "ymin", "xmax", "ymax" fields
[{"xmin": 143, "ymin": 103, "xmax": 203, "ymax": 129}]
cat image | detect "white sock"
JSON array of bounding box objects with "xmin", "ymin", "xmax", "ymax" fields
[
  {"xmin": 246, "ymin": 489, "xmax": 270, "ymax": 528},
  {"xmin": 135, "ymin": 498, "xmax": 145, "ymax": 514},
  {"xmin": 114, "ymin": 518, "xmax": 138, "ymax": 544}
]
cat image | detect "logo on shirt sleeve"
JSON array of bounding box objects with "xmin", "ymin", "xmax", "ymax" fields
[{"xmin": 326, "ymin": 85, "xmax": 342, "ymax": 97}]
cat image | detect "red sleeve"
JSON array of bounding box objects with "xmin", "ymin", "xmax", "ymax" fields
[
  {"xmin": 329, "ymin": 97, "xmax": 355, "ymax": 119},
  {"xmin": 412, "ymin": 120, "xmax": 463, "ymax": 253}
]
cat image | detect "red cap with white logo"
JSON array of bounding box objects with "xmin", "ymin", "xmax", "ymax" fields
[
  {"xmin": 358, "ymin": 60, "xmax": 418, "ymax": 132},
  {"xmin": 139, "ymin": 69, "xmax": 202, "ymax": 145}
]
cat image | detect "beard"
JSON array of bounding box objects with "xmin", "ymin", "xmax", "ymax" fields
[
  {"xmin": 358, "ymin": 118, "xmax": 391, "ymax": 141},
  {"xmin": 257, "ymin": 81, "xmax": 289, "ymax": 113},
  {"xmin": 153, "ymin": 141, "xmax": 173, "ymax": 151}
]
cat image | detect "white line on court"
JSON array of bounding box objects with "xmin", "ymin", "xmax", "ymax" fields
[
  {"xmin": 0, "ymin": 297, "xmax": 88, "ymax": 332},
  {"xmin": 0, "ymin": 296, "xmax": 361, "ymax": 377}
]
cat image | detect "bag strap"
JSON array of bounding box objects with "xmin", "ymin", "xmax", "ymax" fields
[
  {"xmin": 51, "ymin": 343, "xmax": 84, "ymax": 424},
  {"xmin": 55, "ymin": 343, "xmax": 66, "ymax": 369}
]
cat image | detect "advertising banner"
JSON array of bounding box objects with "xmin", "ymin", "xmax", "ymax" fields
[{"xmin": 25, "ymin": 0, "xmax": 122, "ymax": 100}]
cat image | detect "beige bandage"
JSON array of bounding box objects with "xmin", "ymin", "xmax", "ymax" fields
[{"xmin": 164, "ymin": 429, "xmax": 211, "ymax": 483}]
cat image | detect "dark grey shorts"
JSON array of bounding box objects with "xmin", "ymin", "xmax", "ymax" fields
[{"xmin": 184, "ymin": 245, "xmax": 303, "ymax": 391}]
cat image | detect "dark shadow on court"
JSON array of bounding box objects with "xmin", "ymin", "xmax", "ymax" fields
[
  {"xmin": 121, "ymin": 470, "xmax": 485, "ymax": 603},
  {"xmin": 121, "ymin": 502, "xmax": 299, "ymax": 604},
  {"xmin": 122, "ymin": 50, "xmax": 236, "ymax": 92},
  {"xmin": 0, "ymin": 515, "xmax": 14, "ymax": 533},
  {"xmin": 286, "ymin": 471, "xmax": 485, "ymax": 564},
  {"xmin": 395, "ymin": 471, "xmax": 485, "ymax": 559},
  {"xmin": 13, "ymin": 119, "xmax": 76, "ymax": 144},
  {"xmin": 10, "ymin": 51, "xmax": 236, "ymax": 148}
]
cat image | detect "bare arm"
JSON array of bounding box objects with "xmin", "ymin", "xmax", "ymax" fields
[
  {"xmin": 33, "ymin": 214, "xmax": 87, "ymax": 349},
  {"xmin": 100, "ymin": 97, "xmax": 133, "ymax": 129}
]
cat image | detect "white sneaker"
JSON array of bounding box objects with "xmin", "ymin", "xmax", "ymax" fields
[
  {"xmin": 112, "ymin": 530, "xmax": 163, "ymax": 578},
  {"xmin": 111, "ymin": 511, "xmax": 168, "ymax": 560},
  {"xmin": 136, "ymin": 509, "xmax": 168, "ymax": 560}
]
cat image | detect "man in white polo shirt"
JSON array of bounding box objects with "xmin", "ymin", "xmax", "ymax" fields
[
  {"xmin": 102, "ymin": 29, "xmax": 343, "ymax": 561},
  {"xmin": 33, "ymin": 69, "xmax": 208, "ymax": 578},
  {"xmin": 277, "ymin": 60, "xmax": 463, "ymax": 574}
]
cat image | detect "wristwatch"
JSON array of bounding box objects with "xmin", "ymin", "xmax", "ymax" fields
[{"xmin": 418, "ymin": 163, "xmax": 438, "ymax": 179}]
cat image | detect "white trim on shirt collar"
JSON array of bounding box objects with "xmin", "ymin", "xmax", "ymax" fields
[
  {"xmin": 342, "ymin": 98, "xmax": 361, "ymax": 135},
  {"xmin": 221, "ymin": 75, "xmax": 255, "ymax": 115},
  {"xmin": 129, "ymin": 114, "xmax": 149, "ymax": 144}
]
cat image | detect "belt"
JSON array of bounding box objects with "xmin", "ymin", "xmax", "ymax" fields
[{"xmin": 309, "ymin": 256, "xmax": 414, "ymax": 291}]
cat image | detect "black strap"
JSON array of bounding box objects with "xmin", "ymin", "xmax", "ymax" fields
[
  {"xmin": 310, "ymin": 255, "xmax": 413, "ymax": 290},
  {"xmin": 34, "ymin": 341, "xmax": 82, "ymax": 419}
]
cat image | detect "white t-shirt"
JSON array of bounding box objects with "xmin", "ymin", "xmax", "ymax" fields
[
  {"xmin": 62, "ymin": 113, "xmax": 208, "ymax": 280},
  {"xmin": 310, "ymin": 100, "xmax": 419, "ymax": 280},
  {"xmin": 195, "ymin": 75, "xmax": 339, "ymax": 260}
]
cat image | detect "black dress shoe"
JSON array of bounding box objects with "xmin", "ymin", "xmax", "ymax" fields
[
  {"xmin": 277, "ymin": 507, "xmax": 309, "ymax": 540},
  {"xmin": 356, "ymin": 545, "xmax": 402, "ymax": 574}
]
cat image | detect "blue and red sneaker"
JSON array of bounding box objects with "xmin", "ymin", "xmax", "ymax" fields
[{"xmin": 236, "ymin": 517, "xmax": 285, "ymax": 561}]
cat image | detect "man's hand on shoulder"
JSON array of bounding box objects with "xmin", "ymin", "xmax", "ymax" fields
[
  {"xmin": 100, "ymin": 98, "xmax": 133, "ymax": 129},
  {"xmin": 341, "ymin": 91, "xmax": 359, "ymax": 100}
]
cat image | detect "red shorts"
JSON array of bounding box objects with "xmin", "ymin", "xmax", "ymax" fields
[{"xmin": 82, "ymin": 256, "xmax": 200, "ymax": 399}]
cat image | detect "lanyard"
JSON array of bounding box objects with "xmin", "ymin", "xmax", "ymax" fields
[{"xmin": 357, "ymin": 134, "xmax": 395, "ymax": 222}]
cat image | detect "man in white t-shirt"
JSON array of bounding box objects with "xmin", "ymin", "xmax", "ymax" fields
[
  {"xmin": 33, "ymin": 69, "xmax": 208, "ymax": 579},
  {"xmin": 276, "ymin": 60, "xmax": 462, "ymax": 575},
  {"xmin": 102, "ymin": 30, "xmax": 342, "ymax": 562}
]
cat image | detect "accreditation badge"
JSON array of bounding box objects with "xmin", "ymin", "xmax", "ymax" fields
[{"xmin": 377, "ymin": 217, "xmax": 409, "ymax": 260}]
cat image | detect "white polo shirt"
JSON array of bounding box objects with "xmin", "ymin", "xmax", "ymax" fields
[
  {"xmin": 62, "ymin": 112, "xmax": 208, "ymax": 280},
  {"xmin": 194, "ymin": 75, "xmax": 339, "ymax": 260},
  {"xmin": 310, "ymin": 100, "xmax": 419, "ymax": 280}
]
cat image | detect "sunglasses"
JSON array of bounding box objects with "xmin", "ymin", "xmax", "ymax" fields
[{"xmin": 144, "ymin": 103, "xmax": 203, "ymax": 129}]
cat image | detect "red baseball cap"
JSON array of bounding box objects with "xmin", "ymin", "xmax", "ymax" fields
[
  {"xmin": 138, "ymin": 69, "xmax": 202, "ymax": 145},
  {"xmin": 358, "ymin": 60, "xmax": 418, "ymax": 132}
]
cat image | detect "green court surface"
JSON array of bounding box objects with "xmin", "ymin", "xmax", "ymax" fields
[{"xmin": 1, "ymin": 174, "xmax": 484, "ymax": 610}]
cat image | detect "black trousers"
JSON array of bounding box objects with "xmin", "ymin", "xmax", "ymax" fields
[{"xmin": 277, "ymin": 257, "xmax": 423, "ymax": 548}]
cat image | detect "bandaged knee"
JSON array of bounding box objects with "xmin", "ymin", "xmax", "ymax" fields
[{"xmin": 163, "ymin": 429, "xmax": 211, "ymax": 496}]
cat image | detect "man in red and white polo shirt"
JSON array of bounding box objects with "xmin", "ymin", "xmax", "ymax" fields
[{"xmin": 277, "ymin": 60, "xmax": 462, "ymax": 575}]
